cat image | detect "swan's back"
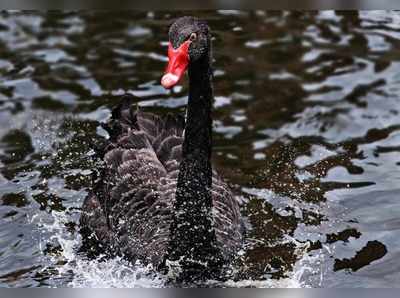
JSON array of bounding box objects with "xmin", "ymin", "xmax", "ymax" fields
[{"xmin": 80, "ymin": 95, "xmax": 242, "ymax": 269}]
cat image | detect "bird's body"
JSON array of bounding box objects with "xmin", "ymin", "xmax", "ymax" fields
[{"xmin": 80, "ymin": 16, "xmax": 242, "ymax": 281}]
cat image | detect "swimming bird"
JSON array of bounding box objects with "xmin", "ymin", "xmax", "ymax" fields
[{"xmin": 80, "ymin": 16, "xmax": 242, "ymax": 282}]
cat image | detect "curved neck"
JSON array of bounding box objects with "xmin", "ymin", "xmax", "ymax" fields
[{"xmin": 167, "ymin": 54, "xmax": 222, "ymax": 280}]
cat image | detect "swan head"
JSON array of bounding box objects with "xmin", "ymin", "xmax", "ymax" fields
[{"xmin": 161, "ymin": 16, "xmax": 210, "ymax": 89}]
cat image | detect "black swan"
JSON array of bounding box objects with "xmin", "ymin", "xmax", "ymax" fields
[{"xmin": 80, "ymin": 16, "xmax": 242, "ymax": 281}]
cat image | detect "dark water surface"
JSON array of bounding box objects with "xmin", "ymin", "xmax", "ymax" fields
[{"xmin": 1, "ymin": 10, "xmax": 400, "ymax": 287}]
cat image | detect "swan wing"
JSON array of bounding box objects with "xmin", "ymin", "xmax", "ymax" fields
[{"xmin": 81, "ymin": 96, "xmax": 184, "ymax": 265}]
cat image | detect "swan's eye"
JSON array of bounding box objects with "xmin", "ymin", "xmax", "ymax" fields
[{"xmin": 189, "ymin": 33, "xmax": 197, "ymax": 41}]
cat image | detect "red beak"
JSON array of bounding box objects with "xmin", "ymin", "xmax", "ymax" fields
[{"xmin": 161, "ymin": 40, "xmax": 190, "ymax": 89}]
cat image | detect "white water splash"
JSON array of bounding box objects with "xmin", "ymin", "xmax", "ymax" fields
[
  {"xmin": 33, "ymin": 209, "xmax": 323, "ymax": 288},
  {"xmin": 33, "ymin": 210, "xmax": 165, "ymax": 288},
  {"xmin": 31, "ymin": 204, "xmax": 320, "ymax": 288}
]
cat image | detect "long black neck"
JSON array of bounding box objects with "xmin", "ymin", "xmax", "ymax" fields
[
  {"xmin": 182, "ymin": 55, "xmax": 213, "ymax": 159},
  {"xmin": 166, "ymin": 54, "xmax": 223, "ymax": 281}
]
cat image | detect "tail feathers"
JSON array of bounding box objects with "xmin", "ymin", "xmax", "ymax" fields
[{"xmin": 102, "ymin": 94, "xmax": 138, "ymax": 143}]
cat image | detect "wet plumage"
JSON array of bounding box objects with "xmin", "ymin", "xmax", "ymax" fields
[
  {"xmin": 80, "ymin": 97, "xmax": 242, "ymax": 268},
  {"xmin": 80, "ymin": 16, "xmax": 242, "ymax": 281}
]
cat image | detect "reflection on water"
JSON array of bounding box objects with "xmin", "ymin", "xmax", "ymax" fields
[{"xmin": 0, "ymin": 10, "xmax": 400, "ymax": 287}]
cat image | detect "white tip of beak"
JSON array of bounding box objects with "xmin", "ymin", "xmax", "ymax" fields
[{"xmin": 161, "ymin": 73, "xmax": 179, "ymax": 89}]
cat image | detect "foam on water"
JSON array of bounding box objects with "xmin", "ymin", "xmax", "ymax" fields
[
  {"xmin": 30, "ymin": 207, "xmax": 321, "ymax": 288},
  {"xmin": 33, "ymin": 210, "xmax": 166, "ymax": 288}
]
